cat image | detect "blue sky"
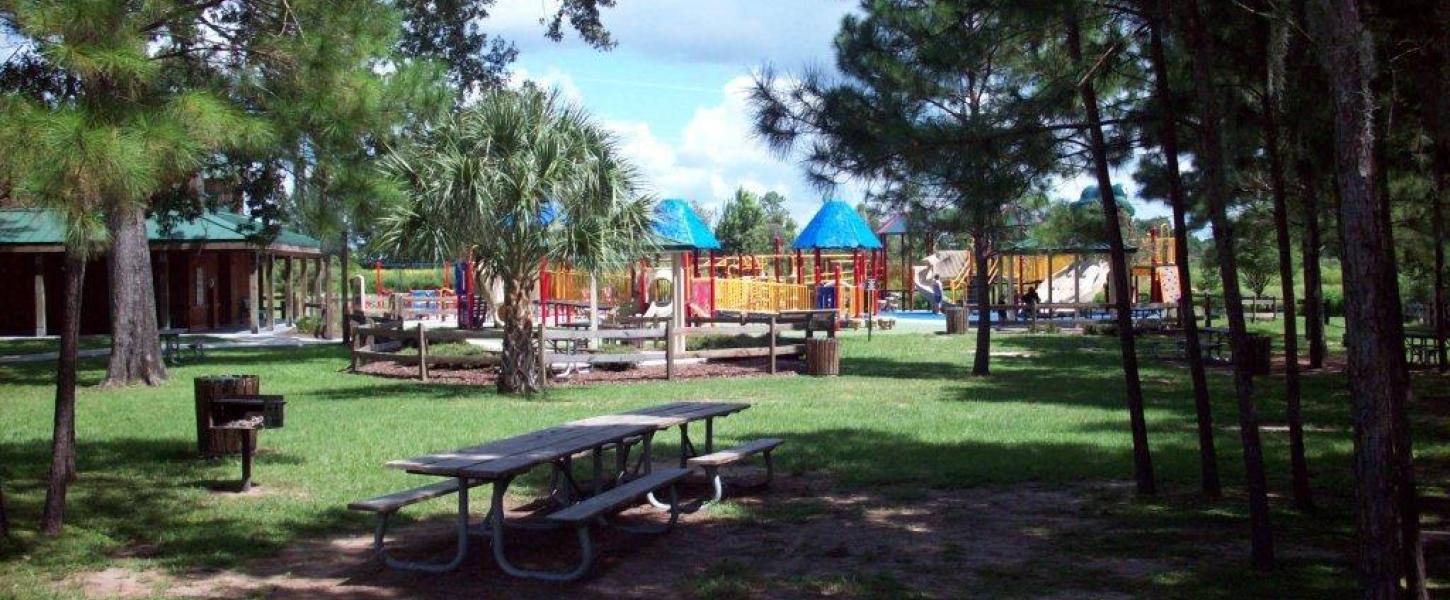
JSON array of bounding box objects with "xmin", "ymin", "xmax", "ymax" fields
[
  {"xmin": 0, "ymin": 1, "xmax": 1167, "ymax": 227},
  {"xmin": 490, "ymin": 0, "xmax": 1170, "ymax": 227}
]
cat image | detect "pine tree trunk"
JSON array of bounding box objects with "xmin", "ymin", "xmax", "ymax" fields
[
  {"xmin": 1298, "ymin": 161, "xmax": 1329, "ymax": 368},
  {"xmin": 41, "ymin": 250, "xmax": 85, "ymax": 536},
  {"xmin": 1066, "ymin": 11, "xmax": 1154, "ymax": 496},
  {"xmin": 1316, "ymin": 0, "xmax": 1413, "ymax": 596},
  {"xmin": 340, "ymin": 230, "xmax": 352, "ymax": 347},
  {"xmin": 1144, "ymin": 0, "xmax": 1220, "ymax": 497},
  {"xmin": 1184, "ymin": 0, "xmax": 1274, "ymax": 569},
  {"xmin": 971, "ymin": 232, "xmax": 992, "ymax": 376},
  {"xmin": 1433, "ymin": 159, "xmax": 1447, "ymax": 372},
  {"xmin": 1264, "ymin": 85, "xmax": 1313, "ymax": 510},
  {"xmin": 103, "ymin": 202, "xmax": 166, "ymax": 387},
  {"xmin": 498, "ymin": 277, "xmax": 541, "ymax": 394}
]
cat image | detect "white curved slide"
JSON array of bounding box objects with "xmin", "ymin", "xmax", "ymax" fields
[
  {"xmin": 912, "ymin": 251, "xmax": 971, "ymax": 297},
  {"xmin": 1033, "ymin": 260, "xmax": 1109, "ymax": 303}
]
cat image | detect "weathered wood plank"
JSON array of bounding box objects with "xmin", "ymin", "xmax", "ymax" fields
[
  {"xmin": 679, "ymin": 344, "xmax": 802, "ymax": 360},
  {"xmin": 546, "ymin": 468, "xmax": 691, "ymax": 523},
  {"xmin": 687, "ymin": 438, "xmax": 784, "ymax": 467},
  {"xmin": 347, "ymin": 479, "xmax": 478, "ymax": 512}
]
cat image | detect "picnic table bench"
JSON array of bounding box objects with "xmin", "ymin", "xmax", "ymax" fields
[
  {"xmin": 160, "ymin": 328, "xmax": 204, "ymax": 365},
  {"xmin": 349, "ymin": 401, "xmax": 781, "ymax": 581}
]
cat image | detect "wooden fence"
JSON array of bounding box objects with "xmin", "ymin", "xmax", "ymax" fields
[{"xmin": 351, "ymin": 318, "xmax": 808, "ymax": 383}]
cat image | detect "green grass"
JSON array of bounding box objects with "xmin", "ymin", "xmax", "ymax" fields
[
  {"xmin": 0, "ymin": 336, "xmax": 113, "ymax": 357},
  {"xmin": 0, "ymin": 329, "xmax": 1446, "ymax": 598}
]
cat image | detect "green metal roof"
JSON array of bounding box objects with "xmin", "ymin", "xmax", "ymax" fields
[
  {"xmin": 999, "ymin": 238, "xmax": 1138, "ymax": 255},
  {"xmin": 0, "ymin": 208, "xmax": 322, "ymax": 251}
]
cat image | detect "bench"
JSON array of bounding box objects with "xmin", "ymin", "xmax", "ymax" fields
[
  {"xmin": 488, "ymin": 468, "xmax": 689, "ymax": 582},
  {"xmin": 687, "ymin": 438, "xmax": 783, "ymax": 502},
  {"xmin": 349, "ymin": 479, "xmax": 486, "ymax": 574}
]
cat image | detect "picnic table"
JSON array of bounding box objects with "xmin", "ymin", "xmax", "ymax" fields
[
  {"xmin": 355, "ymin": 401, "xmax": 765, "ymax": 581},
  {"xmin": 1405, "ymin": 332, "xmax": 1443, "ymax": 367},
  {"xmin": 160, "ymin": 328, "xmax": 204, "ymax": 365}
]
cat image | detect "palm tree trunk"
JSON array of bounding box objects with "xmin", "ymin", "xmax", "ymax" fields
[
  {"xmin": 1066, "ymin": 10, "xmax": 1154, "ymax": 496},
  {"xmin": 1298, "ymin": 160, "xmax": 1329, "ymax": 368},
  {"xmin": 499, "ymin": 277, "xmax": 542, "ymax": 394},
  {"xmin": 1184, "ymin": 0, "xmax": 1274, "ymax": 569},
  {"xmin": 971, "ymin": 232, "xmax": 992, "ymax": 376},
  {"xmin": 103, "ymin": 202, "xmax": 166, "ymax": 387},
  {"xmin": 1263, "ymin": 85, "xmax": 1313, "ymax": 510},
  {"xmin": 41, "ymin": 249, "xmax": 85, "ymax": 536},
  {"xmin": 1316, "ymin": 0, "xmax": 1413, "ymax": 596},
  {"xmin": 1144, "ymin": 0, "xmax": 1219, "ymax": 497}
]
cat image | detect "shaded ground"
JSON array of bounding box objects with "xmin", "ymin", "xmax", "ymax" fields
[
  {"xmin": 356, "ymin": 357, "xmax": 806, "ymax": 386},
  {"xmin": 67, "ymin": 473, "xmax": 1177, "ymax": 599}
]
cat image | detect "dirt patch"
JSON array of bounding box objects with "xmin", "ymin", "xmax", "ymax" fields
[
  {"xmin": 67, "ymin": 475, "xmax": 1161, "ymax": 599},
  {"xmin": 356, "ymin": 357, "xmax": 806, "ymax": 386}
]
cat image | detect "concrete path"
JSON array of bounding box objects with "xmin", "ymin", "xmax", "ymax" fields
[{"xmin": 0, "ymin": 326, "xmax": 336, "ymax": 364}]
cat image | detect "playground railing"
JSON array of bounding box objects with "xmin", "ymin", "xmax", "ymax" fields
[{"xmin": 713, "ymin": 278, "xmax": 813, "ymax": 313}]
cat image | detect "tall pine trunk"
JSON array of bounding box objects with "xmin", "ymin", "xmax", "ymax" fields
[
  {"xmin": 971, "ymin": 232, "xmax": 992, "ymax": 376},
  {"xmin": 1433, "ymin": 159, "xmax": 1447, "ymax": 371},
  {"xmin": 1317, "ymin": 0, "xmax": 1417, "ymax": 596},
  {"xmin": 1263, "ymin": 83, "xmax": 1313, "ymax": 510},
  {"xmin": 1298, "ymin": 161, "xmax": 1329, "ymax": 368},
  {"xmin": 1184, "ymin": 0, "xmax": 1274, "ymax": 569},
  {"xmin": 41, "ymin": 250, "xmax": 85, "ymax": 536},
  {"xmin": 1143, "ymin": 0, "xmax": 1219, "ymax": 497},
  {"xmin": 340, "ymin": 230, "xmax": 352, "ymax": 346},
  {"xmin": 103, "ymin": 202, "xmax": 166, "ymax": 387},
  {"xmin": 499, "ymin": 276, "xmax": 542, "ymax": 394},
  {"xmin": 1066, "ymin": 11, "xmax": 1154, "ymax": 495}
]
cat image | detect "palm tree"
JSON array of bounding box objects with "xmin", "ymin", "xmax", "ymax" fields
[{"xmin": 379, "ymin": 88, "xmax": 654, "ymax": 394}]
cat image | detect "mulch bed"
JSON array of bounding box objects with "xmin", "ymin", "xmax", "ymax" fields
[{"xmin": 356, "ymin": 356, "xmax": 806, "ymax": 386}]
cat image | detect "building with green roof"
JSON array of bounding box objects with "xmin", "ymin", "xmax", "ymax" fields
[{"xmin": 1, "ymin": 208, "xmax": 324, "ymax": 336}]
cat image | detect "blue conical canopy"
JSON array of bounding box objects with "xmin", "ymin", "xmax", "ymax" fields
[
  {"xmin": 652, "ymin": 198, "xmax": 720, "ymax": 250},
  {"xmin": 792, "ymin": 200, "xmax": 883, "ymax": 250}
]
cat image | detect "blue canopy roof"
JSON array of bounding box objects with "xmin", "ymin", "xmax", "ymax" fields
[
  {"xmin": 792, "ymin": 200, "xmax": 883, "ymax": 250},
  {"xmin": 652, "ymin": 198, "xmax": 721, "ymax": 250}
]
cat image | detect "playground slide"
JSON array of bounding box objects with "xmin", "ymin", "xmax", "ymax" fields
[
  {"xmin": 1033, "ymin": 260, "xmax": 1109, "ymax": 304},
  {"xmin": 912, "ymin": 251, "xmax": 971, "ymax": 298}
]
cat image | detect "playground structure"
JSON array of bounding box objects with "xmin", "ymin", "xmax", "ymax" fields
[
  {"xmin": 879, "ymin": 213, "xmax": 1180, "ymax": 313},
  {"xmin": 349, "ymin": 197, "xmax": 1181, "ymax": 336}
]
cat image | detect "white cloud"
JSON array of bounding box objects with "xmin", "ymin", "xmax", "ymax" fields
[
  {"xmin": 594, "ymin": 75, "xmax": 861, "ymax": 224},
  {"xmin": 506, "ymin": 65, "xmax": 584, "ymax": 104},
  {"xmin": 487, "ymin": 0, "xmax": 855, "ymax": 69}
]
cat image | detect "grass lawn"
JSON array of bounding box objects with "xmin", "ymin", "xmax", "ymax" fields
[
  {"xmin": 0, "ymin": 336, "xmax": 113, "ymax": 357},
  {"xmin": 0, "ymin": 329, "xmax": 1446, "ymax": 598}
]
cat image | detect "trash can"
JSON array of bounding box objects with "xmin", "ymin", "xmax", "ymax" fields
[{"xmin": 194, "ymin": 375, "xmax": 259, "ymax": 456}]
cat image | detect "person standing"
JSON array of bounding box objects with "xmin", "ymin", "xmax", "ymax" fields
[{"xmin": 931, "ymin": 275, "xmax": 945, "ymax": 314}]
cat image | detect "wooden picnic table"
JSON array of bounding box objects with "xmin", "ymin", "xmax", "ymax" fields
[{"xmin": 375, "ymin": 401, "xmax": 751, "ymax": 580}]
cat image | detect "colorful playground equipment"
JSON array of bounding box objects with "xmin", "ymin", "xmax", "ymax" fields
[{"xmin": 352, "ymin": 194, "xmax": 1178, "ymax": 331}]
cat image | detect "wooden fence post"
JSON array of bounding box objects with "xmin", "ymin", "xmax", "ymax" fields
[
  {"xmin": 665, "ymin": 321, "xmax": 676, "ymax": 380},
  {"xmin": 417, "ymin": 324, "xmax": 428, "ymax": 382},
  {"xmin": 768, "ymin": 316, "xmax": 777, "ymax": 374},
  {"xmin": 350, "ymin": 327, "xmax": 361, "ymax": 371},
  {"xmin": 537, "ymin": 321, "xmax": 548, "ymax": 390}
]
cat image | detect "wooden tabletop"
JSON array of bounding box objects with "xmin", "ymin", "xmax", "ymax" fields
[{"xmin": 386, "ymin": 402, "xmax": 750, "ymax": 481}]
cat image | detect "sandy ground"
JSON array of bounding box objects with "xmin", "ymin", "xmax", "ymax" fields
[{"xmin": 69, "ymin": 473, "xmax": 1149, "ymax": 600}]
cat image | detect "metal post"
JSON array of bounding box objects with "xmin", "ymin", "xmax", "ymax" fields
[
  {"xmin": 665, "ymin": 321, "xmax": 676, "ymax": 381},
  {"xmin": 417, "ymin": 323, "xmax": 428, "ymax": 382}
]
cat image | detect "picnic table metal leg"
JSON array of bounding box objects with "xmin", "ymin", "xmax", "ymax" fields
[
  {"xmin": 372, "ymin": 478, "xmax": 471, "ymax": 573},
  {"xmin": 489, "ymin": 475, "xmax": 593, "ymax": 582}
]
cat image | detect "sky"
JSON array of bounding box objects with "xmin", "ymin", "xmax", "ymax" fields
[{"xmin": 488, "ymin": 0, "xmax": 1171, "ymax": 227}]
